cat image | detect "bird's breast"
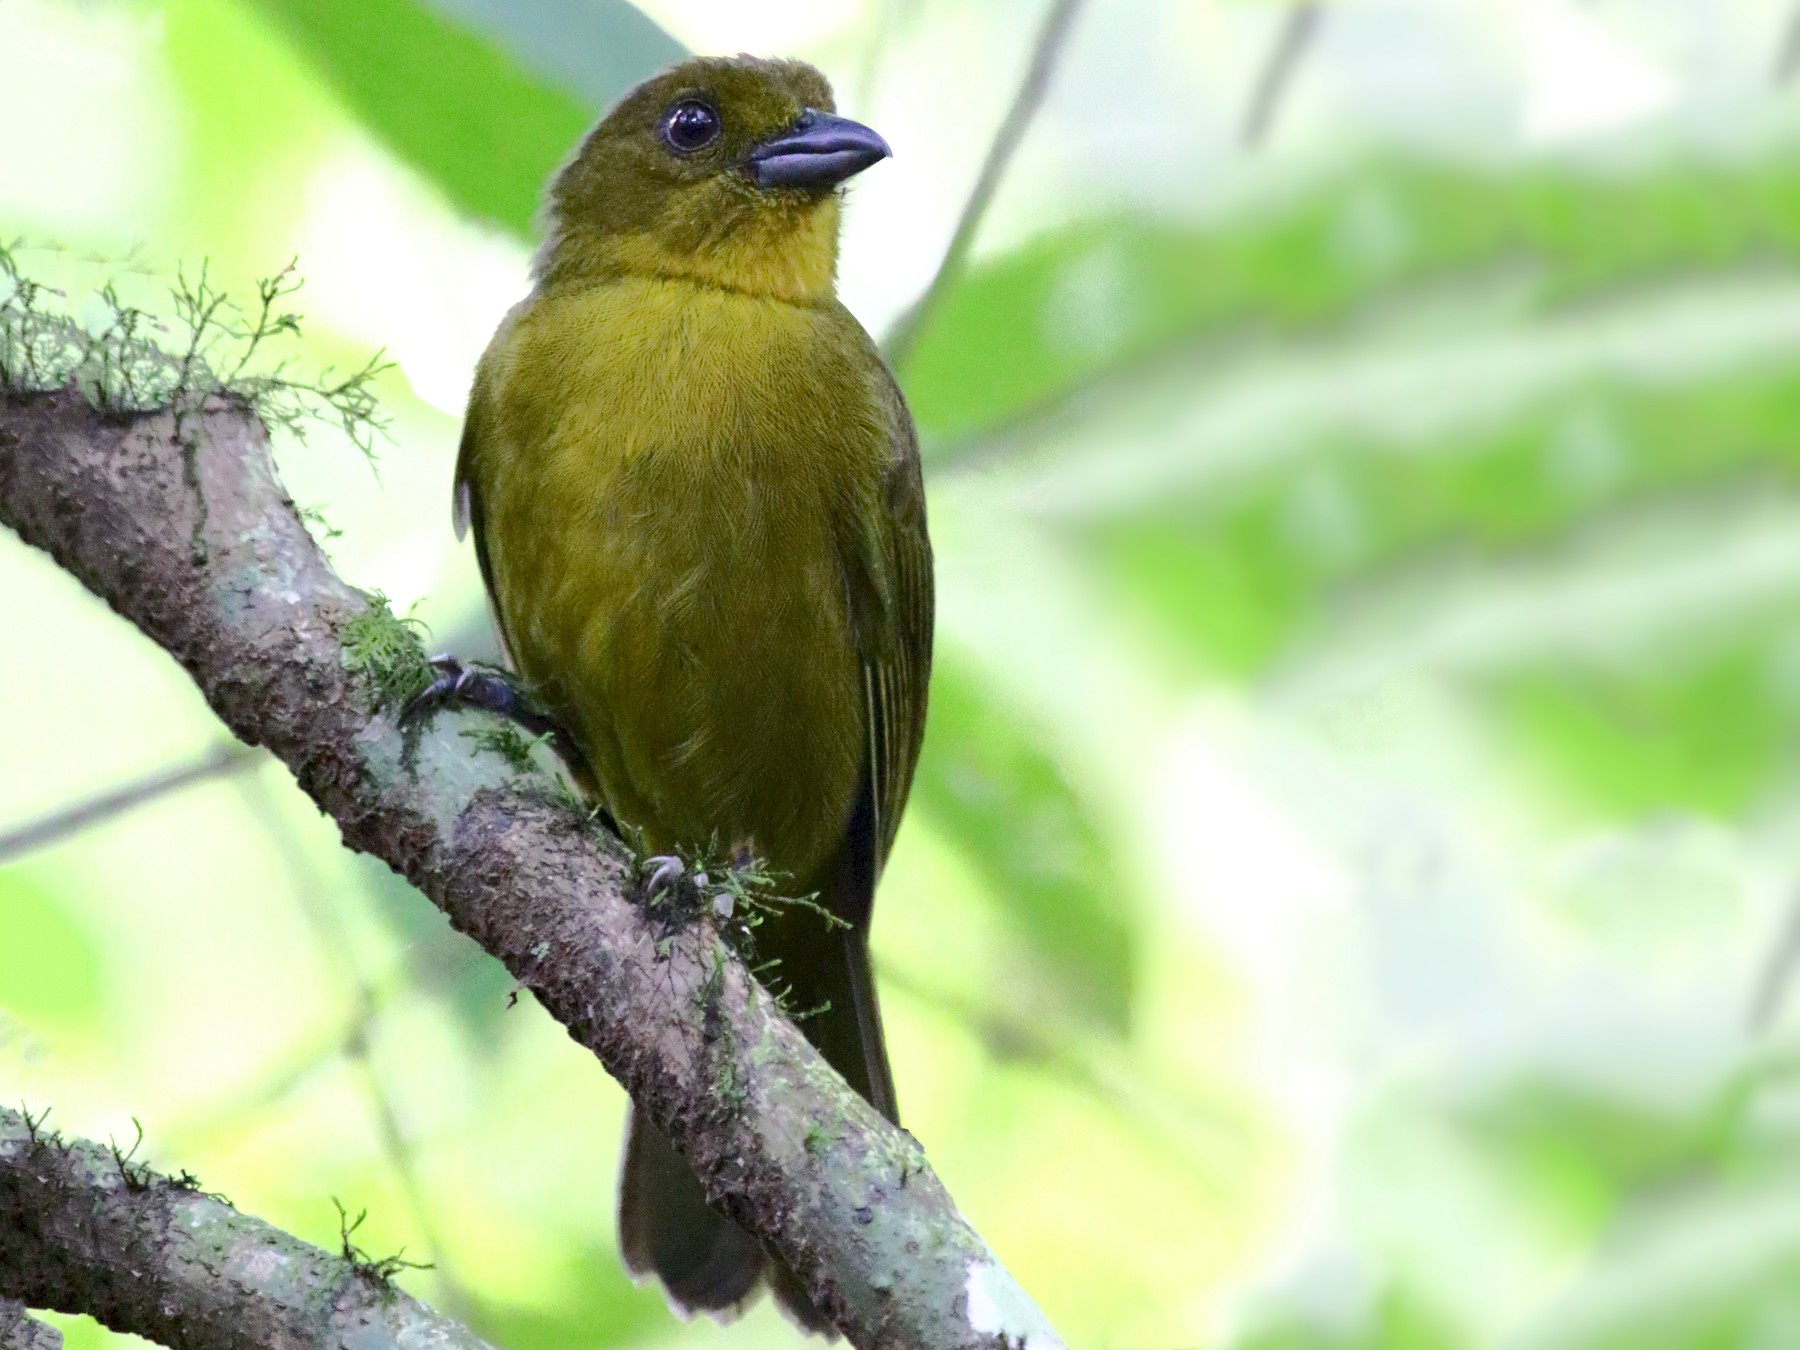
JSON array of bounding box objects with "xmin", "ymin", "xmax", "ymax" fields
[{"xmin": 477, "ymin": 278, "xmax": 886, "ymax": 882}]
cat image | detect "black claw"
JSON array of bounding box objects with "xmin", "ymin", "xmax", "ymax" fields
[
  {"xmin": 404, "ymin": 657, "xmax": 536, "ymax": 727},
  {"xmin": 399, "ymin": 654, "xmax": 594, "ymax": 785},
  {"xmin": 642, "ymin": 854, "xmax": 687, "ymax": 901}
]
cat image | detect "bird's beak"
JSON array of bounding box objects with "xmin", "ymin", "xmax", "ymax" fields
[{"xmin": 746, "ymin": 109, "xmax": 892, "ymax": 191}]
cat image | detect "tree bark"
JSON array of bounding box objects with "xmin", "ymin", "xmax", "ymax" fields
[
  {"xmin": 0, "ymin": 1297, "xmax": 64, "ymax": 1350},
  {"xmin": 0, "ymin": 1106, "xmax": 491, "ymax": 1349},
  {"xmin": 0, "ymin": 387, "xmax": 1063, "ymax": 1350}
]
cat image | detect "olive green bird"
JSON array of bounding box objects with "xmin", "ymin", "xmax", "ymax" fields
[{"xmin": 446, "ymin": 56, "xmax": 932, "ymax": 1331}]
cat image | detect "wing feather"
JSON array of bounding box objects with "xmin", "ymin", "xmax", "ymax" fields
[
  {"xmin": 452, "ymin": 361, "xmax": 521, "ymax": 668},
  {"xmin": 848, "ymin": 367, "xmax": 933, "ymax": 871}
]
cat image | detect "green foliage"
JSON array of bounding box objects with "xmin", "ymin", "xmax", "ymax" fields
[
  {"xmin": 909, "ymin": 157, "xmax": 1800, "ymax": 446},
  {"xmin": 0, "ymin": 873, "xmax": 100, "ymax": 1027},
  {"xmin": 909, "ymin": 653, "xmax": 1131, "ymax": 1034},
  {"xmin": 340, "ymin": 589, "xmax": 434, "ymax": 708},
  {"xmin": 1071, "ymin": 361, "xmax": 1800, "ymax": 682},
  {"xmin": 1236, "ymin": 1287, "xmax": 1466, "ymax": 1350},
  {"xmin": 1454, "ymin": 1079, "xmax": 1710, "ymax": 1240},
  {"xmin": 1498, "ymin": 644, "xmax": 1792, "ymax": 820},
  {"xmin": 245, "ymin": 0, "xmax": 678, "ymax": 232}
]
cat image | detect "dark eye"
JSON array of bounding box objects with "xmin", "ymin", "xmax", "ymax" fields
[{"xmin": 662, "ymin": 100, "xmax": 721, "ymax": 154}]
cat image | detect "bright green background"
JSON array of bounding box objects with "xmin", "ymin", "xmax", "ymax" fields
[{"xmin": 7, "ymin": 0, "xmax": 1800, "ymax": 1346}]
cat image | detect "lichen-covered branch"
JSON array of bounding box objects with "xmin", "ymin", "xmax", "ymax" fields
[
  {"xmin": 0, "ymin": 1105, "xmax": 490, "ymax": 1350},
  {"xmin": 0, "ymin": 385, "xmax": 1061, "ymax": 1348},
  {"xmin": 1, "ymin": 1296, "xmax": 64, "ymax": 1350}
]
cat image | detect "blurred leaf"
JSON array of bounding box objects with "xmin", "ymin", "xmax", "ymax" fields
[
  {"xmin": 909, "ymin": 155, "xmax": 1800, "ymax": 446},
  {"xmin": 420, "ymin": 0, "xmax": 682, "ymax": 112},
  {"xmin": 355, "ymin": 853, "xmax": 519, "ymax": 1051},
  {"xmin": 909, "ymin": 653, "xmax": 1131, "ymax": 1035},
  {"xmin": 1520, "ymin": 1186, "xmax": 1800, "ymax": 1350},
  {"xmin": 1234, "ymin": 1285, "xmax": 1467, "ymax": 1350},
  {"xmin": 244, "ymin": 0, "xmax": 676, "ymax": 231},
  {"xmin": 1090, "ymin": 515, "xmax": 1314, "ymax": 677},
  {"xmin": 0, "ymin": 869, "xmax": 101, "ymax": 1027},
  {"xmin": 470, "ymin": 1244, "xmax": 669, "ymax": 1350},
  {"xmin": 1453, "ymin": 1079, "xmax": 1705, "ymax": 1241},
  {"xmin": 1498, "ymin": 641, "xmax": 1793, "ymax": 820},
  {"xmin": 1072, "ymin": 367, "xmax": 1800, "ymax": 683}
]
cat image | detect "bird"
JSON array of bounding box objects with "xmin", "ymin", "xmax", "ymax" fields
[{"xmin": 445, "ymin": 54, "xmax": 932, "ymax": 1333}]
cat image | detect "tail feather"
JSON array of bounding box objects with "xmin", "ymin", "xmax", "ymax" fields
[
  {"xmin": 617, "ymin": 782, "xmax": 896, "ymax": 1337},
  {"xmin": 617, "ymin": 1108, "xmax": 763, "ymax": 1318}
]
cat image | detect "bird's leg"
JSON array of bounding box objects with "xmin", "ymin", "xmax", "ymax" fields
[{"xmin": 401, "ymin": 655, "xmax": 588, "ymax": 777}]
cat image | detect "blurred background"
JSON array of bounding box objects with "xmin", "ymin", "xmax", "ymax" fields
[{"xmin": 6, "ymin": 0, "xmax": 1800, "ymax": 1346}]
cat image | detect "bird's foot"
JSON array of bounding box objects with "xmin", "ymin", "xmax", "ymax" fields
[
  {"xmin": 403, "ymin": 655, "xmax": 549, "ymax": 731},
  {"xmin": 641, "ymin": 854, "xmax": 688, "ymax": 901},
  {"xmin": 638, "ymin": 852, "xmax": 736, "ymax": 921},
  {"xmin": 401, "ymin": 655, "xmax": 591, "ymax": 781}
]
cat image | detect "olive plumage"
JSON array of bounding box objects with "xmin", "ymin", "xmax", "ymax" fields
[{"xmin": 453, "ymin": 55, "xmax": 932, "ymax": 1333}]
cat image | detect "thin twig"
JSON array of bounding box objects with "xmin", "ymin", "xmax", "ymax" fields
[
  {"xmin": 1242, "ymin": 3, "xmax": 1324, "ymax": 148},
  {"xmin": 1777, "ymin": 3, "xmax": 1800, "ymax": 85},
  {"xmin": 883, "ymin": 0, "xmax": 1088, "ymax": 371},
  {"xmin": 1748, "ymin": 885, "xmax": 1800, "ymax": 1035},
  {"xmin": 0, "ymin": 744, "xmax": 260, "ymax": 864}
]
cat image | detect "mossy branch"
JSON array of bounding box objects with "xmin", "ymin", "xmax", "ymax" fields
[
  {"xmin": 0, "ymin": 1104, "xmax": 492, "ymax": 1350},
  {"xmin": 0, "ymin": 259, "xmax": 1062, "ymax": 1348},
  {"xmin": 0, "ymin": 245, "xmax": 390, "ymax": 459}
]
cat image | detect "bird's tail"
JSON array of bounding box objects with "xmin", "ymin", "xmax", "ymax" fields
[
  {"xmin": 617, "ymin": 853, "xmax": 896, "ymax": 1335},
  {"xmin": 617, "ymin": 1106, "xmax": 763, "ymax": 1319}
]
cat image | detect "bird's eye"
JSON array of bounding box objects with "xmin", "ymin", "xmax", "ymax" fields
[{"xmin": 662, "ymin": 100, "xmax": 721, "ymax": 155}]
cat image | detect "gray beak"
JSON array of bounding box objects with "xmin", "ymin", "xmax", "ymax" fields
[{"xmin": 746, "ymin": 108, "xmax": 892, "ymax": 191}]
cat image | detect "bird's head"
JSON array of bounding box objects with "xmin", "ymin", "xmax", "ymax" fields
[{"xmin": 538, "ymin": 56, "xmax": 890, "ymax": 304}]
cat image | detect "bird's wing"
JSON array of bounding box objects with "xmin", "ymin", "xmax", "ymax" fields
[
  {"xmin": 843, "ymin": 365, "xmax": 935, "ymax": 880},
  {"xmin": 452, "ymin": 364, "xmax": 521, "ymax": 668}
]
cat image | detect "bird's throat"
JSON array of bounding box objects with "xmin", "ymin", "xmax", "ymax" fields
[{"xmin": 548, "ymin": 196, "xmax": 843, "ymax": 307}]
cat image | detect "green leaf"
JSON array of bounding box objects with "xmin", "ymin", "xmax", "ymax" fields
[
  {"xmin": 418, "ymin": 0, "xmax": 682, "ymax": 113},
  {"xmin": 467, "ymin": 1242, "xmax": 668, "ymax": 1349},
  {"xmin": 244, "ymin": 0, "xmax": 678, "ymax": 232},
  {"xmin": 907, "ymin": 155, "xmax": 1800, "ymax": 447},
  {"xmin": 1454, "ymin": 1079, "xmax": 1709, "ymax": 1242},
  {"xmin": 1497, "ymin": 638, "xmax": 1794, "ymax": 821},
  {"xmin": 908, "ymin": 652, "xmax": 1131, "ymax": 1035},
  {"xmin": 1234, "ymin": 1285, "xmax": 1468, "ymax": 1350},
  {"xmin": 0, "ymin": 870, "xmax": 102, "ymax": 1028},
  {"xmin": 1072, "ymin": 363, "xmax": 1800, "ymax": 682}
]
